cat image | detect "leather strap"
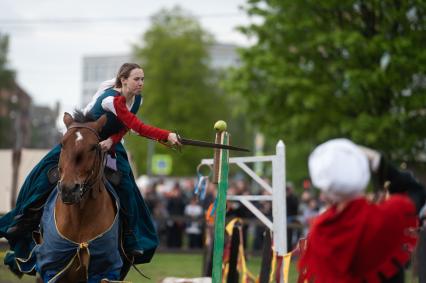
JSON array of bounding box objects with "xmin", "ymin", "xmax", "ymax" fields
[{"xmin": 68, "ymin": 124, "xmax": 101, "ymax": 141}]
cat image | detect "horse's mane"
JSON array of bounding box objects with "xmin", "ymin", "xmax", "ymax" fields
[{"xmin": 73, "ymin": 109, "xmax": 96, "ymax": 123}]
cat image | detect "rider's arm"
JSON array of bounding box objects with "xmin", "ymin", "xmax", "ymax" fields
[
  {"xmin": 99, "ymin": 129, "xmax": 128, "ymax": 152},
  {"xmin": 360, "ymin": 146, "xmax": 426, "ymax": 213},
  {"xmin": 109, "ymin": 127, "xmax": 129, "ymax": 144},
  {"xmin": 378, "ymin": 156, "xmax": 426, "ymax": 213},
  {"xmin": 101, "ymin": 95, "xmax": 170, "ymax": 141}
]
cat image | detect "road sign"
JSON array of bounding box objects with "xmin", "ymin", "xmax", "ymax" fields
[{"xmin": 151, "ymin": 154, "xmax": 172, "ymax": 175}]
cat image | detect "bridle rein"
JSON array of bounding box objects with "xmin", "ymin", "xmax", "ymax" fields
[{"xmin": 59, "ymin": 124, "xmax": 106, "ymax": 201}]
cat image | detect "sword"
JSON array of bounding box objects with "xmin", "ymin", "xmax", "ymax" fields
[{"xmin": 177, "ymin": 135, "xmax": 250, "ymax": 152}]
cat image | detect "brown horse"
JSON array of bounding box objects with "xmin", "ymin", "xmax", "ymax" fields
[{"xmin": 36, "ymin": 112, "xmax": 124, "ymax": 283}]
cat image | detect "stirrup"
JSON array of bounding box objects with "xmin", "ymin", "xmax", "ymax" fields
[
  {"xmin": 104, "ymin": 167, "xmax": 122, "ymax": 187},
  {"xmin": 47, "ymin": 166, "xmax": 60, "ymax": 185}
]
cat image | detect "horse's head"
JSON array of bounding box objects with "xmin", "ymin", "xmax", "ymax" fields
[{"xmin": 58, "ymin": 112, "xmax": 107, "ymax": 204}]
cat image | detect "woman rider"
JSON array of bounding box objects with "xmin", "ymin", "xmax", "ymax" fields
[{"xmin": 0, "ymin": 63, "xmax": 180, "ymax": 274}]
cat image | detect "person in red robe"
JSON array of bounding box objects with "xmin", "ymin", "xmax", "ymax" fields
[{"xmin": 298, "ymin": 138, "xmax": 426, "ymax": 283}]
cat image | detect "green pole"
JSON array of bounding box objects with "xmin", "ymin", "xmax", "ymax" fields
[{"xmin": 212, "ymin": 130, "xmax": 229, "ymax": 283}]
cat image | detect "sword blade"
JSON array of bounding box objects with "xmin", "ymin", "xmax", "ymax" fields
[{"xmin": 179, "ymin": 138, "xmax": 250, "ymax": 152}]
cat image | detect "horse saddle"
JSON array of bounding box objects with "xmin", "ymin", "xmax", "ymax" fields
[{"xmin": 47, "ymin": 166, "xmax": 122, "ymax": 187}]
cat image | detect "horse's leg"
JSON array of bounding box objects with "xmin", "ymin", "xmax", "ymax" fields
[
  {"xmin": 57, "ymin": 249, "xmax": 89, "ymax": 283},
  {"xmin": 35, "ymin": 275, "xmax": 43, "ymax": 283}
]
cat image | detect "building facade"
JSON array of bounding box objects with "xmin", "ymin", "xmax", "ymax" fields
[
  {"xmin": 81, "ymin": 43, "xmax": 239, "ymax": 107},
  {"xmin": 81, "ymin": 55, "xmax": 132, "ymax": 107},
  {"xmin": 0, "ymin": 82, "xmax": 31, "ymax": 148}
]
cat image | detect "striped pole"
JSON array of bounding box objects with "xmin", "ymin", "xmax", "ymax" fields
[{"xmin": 212, "ymin": 121, "xmax": 230, "ymax": 283}]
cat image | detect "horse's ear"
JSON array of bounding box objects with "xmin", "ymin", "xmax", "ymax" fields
[
  {"xmin": 63, "ymin": 112, "xmax": 74, "ymax": 128},
  {"xmin": 94, "ymin": 114, "xmax": 107, "ymax": 133}
]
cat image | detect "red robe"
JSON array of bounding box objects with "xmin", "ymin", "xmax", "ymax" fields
[{"xmin": 298, "ymin": 195, "xmax": 418, "ymax": 283}]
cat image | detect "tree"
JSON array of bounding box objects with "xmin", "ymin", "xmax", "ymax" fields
[
  {"xmin": 0, "ymin": 33, "xmax": 15, "ymax": 148},
  {"xmin": 226, "ymin": 0, "xmax": 426, "ymax": 182},
  {"xmin": 0, "ymin": 33, "xmax": 14, "ymax": 88},
  {"xmin": 127, "ymin": 6, "xmax": 235, "ymax": 176}
]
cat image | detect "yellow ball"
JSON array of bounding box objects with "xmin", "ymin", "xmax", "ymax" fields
[{"xmin": 214, "ymin": 120, "xmax": 227, "ymax": 131}]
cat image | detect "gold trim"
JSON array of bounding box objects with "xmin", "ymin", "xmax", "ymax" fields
[
  {"xmin": 15, "ymin": 229, "xmax": 42, "ymax": 273},
  {"xmin": 47, "ymin": 252, "xmax": 79, "ymax": 283},
  {"xmin": 54, "ymin": 189, "xmax": 120, "ymax": 244},
  {"xmin": 15, "ymin": 183, "xmax": 121, "ymax": 280},
  {"xmin": 48, "ymin": 187, "xmax": 120, "ymax": 281}
]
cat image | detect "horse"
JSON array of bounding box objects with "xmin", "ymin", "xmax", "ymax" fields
[{"xmin": 34, "ymin": 112, "xmax": 126, "ymax": 283}]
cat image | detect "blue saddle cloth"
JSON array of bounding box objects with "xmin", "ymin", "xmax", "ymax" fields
[{"xmin": 16, "ymin": 182, "xmax": 123, "ymax": 283}]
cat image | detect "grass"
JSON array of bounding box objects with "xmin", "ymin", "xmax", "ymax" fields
[
  {"xmin": 0, "ymin": 250, "xmax": 416, "ymax": 283},
  {"xmin": 0, "ymin": 250, "xmax": 299, "ymax": 283}
]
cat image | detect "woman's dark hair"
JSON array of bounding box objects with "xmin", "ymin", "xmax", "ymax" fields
[{"xmin": 115, "ymin": 63, "xmax": 142, "ymax": 88}]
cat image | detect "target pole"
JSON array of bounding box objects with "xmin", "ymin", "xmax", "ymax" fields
[{"xmin": 211, "ymin": 122, "xmax": 230, "ymax": 283}]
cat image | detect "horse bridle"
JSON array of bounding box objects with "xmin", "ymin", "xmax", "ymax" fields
[
  {"xmin": 68, "ymin": 124, "xmax": 101, "ymax": 141},
  {"xmin": 59, "ymin": 124, "xmax": 105, "ymax": 200}
]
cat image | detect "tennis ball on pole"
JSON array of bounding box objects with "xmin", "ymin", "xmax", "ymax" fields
[{"xmin": 214, "ymin": 120, "xmax": 227, "ymax": 132}]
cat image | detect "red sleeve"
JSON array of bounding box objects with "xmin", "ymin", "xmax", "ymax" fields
[
  {"xmin": 109, "ymin": 127, "xmax": 129, "ymax": 144},
  {"xmin": 113, "ymin": 96, "xmax": 170, "ymax": 141}
]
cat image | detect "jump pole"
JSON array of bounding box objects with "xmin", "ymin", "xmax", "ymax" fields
[{"xmin": 211, "ymin": 120, "xmax": 230, "ymax": 283}]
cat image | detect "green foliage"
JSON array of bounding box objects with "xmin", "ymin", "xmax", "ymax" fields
[
  {"xmin": 128, "ymin": 6, "xmax": 241, "ymax": 176},
  {"xmin": 0, "ymin": 33, "xmax": 14, "ymax": 88},
  {"xmin": 0, "ymin": 33, "xmax": 15, "ymax": 147},
  {"xmin": 226, "ymin": 0, "xmax": 426, "ymax": 183}
]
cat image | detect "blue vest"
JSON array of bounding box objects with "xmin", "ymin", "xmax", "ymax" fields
[
  {"xmin": 34, "ymin": 183, "xmax": 122, "ymax": 283},
  {"xmin": 89, "ymin": 88, "xmax": 142, "ymax": 141}
]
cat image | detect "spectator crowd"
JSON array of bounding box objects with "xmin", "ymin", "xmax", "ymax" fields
[{"xmin": 139, "ymin": 176, "xmax": 325, "ymax": 252}]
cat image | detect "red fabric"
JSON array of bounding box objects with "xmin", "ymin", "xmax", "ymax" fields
[
  {"xmin": 275, "ymin": 256, "xmax": 283, "ymax": 283},
  {"xmin": 298, "ymin": 195, "xmax": 418, "ymax": 283},
  {"xmin": 113, "ymin": 96, "xmax": 170, "ymax": 141},
  {"xmin": 109, "ymin": 127, "xmax": 128, "ymax": 144}
]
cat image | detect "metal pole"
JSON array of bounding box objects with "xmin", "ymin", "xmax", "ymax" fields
[
  {"xmin": 272, "ymin": 140, "xmax": 286, "ymax": 283},
  {"xmin": 212, "ymin": 131, "xmax": 229, "ymax": 283},
  {"xmin": 213, "ymin": 132, "xmax": 221, "ymax": 184},
  {"xmin": 146, "ymin": 140, "xmax": 154, "ymax": 176}
]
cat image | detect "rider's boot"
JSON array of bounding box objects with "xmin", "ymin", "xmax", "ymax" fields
[
  {"xmin": 120, "ymin": 211, "xmax": 145, "ymax": 260},
  {"xmin": 6, "ymin": 204, "xmax": 44, "ymax": 237}
]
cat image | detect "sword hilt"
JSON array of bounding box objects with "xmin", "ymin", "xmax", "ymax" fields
[
  {"xmin": 174, "ymin": 131, "xmax": 182, "ymax": 152},
  {"xmin": 157, "ymin": 130, "xmax": 182, "ymax": 152}
]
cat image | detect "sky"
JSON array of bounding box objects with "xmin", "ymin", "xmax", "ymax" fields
[{"xmin": 0, "ymin": 0, "xmax": 253, "ymax": 114}]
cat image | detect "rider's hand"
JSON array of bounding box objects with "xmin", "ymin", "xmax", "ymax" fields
[
  {"xmin": 99, "ymin": 138, "xmax": 113, "ymax": 152},
  {"xmin": 357, "ymin": 145, "xmax": 381, "ymax": 172},
  {"xmin": 167, "ymin": 133, "xmax": 182, "ymax": 146}
]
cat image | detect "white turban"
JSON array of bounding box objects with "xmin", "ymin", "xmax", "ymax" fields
[{"xmin": 308, "ymin": 138, "xmax": 370, "ymax": 203}]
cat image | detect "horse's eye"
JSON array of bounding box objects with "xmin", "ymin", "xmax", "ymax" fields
[{"xmin": 91, "ymin": 144, "xmax": 99, "ymax": 151}]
